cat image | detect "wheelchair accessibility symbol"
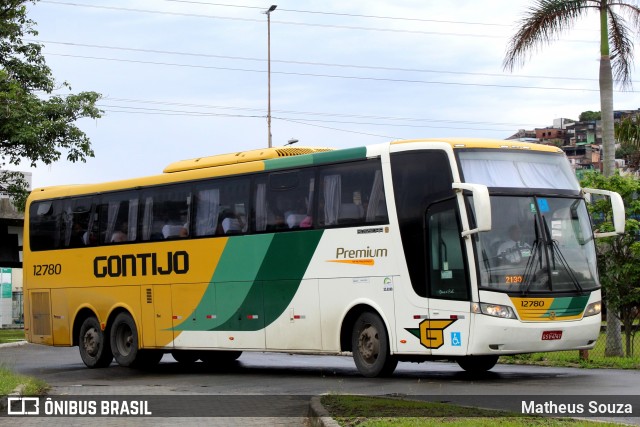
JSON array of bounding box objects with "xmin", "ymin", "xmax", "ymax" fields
[{"xmin": 451, "ymin": 332, "xmax": 462, "ymax": 347}]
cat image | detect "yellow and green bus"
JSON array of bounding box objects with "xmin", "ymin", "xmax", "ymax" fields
[{"xmin": 23, "ymin": 138, "xmax": 624, "ymax": 377}]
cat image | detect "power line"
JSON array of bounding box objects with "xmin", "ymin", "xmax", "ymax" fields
[
  {"xmin": 47, "ymin": 52, "xmax": 613, "ymax": 92},
  {"xmin": 101, "ymin": 96, "xmax": 539, "ymax": 127},
  {"xmin": 39, "ymin": 1, "xmax": 595, "ymax": 42},
  {"xmin": 162, "ymin": 0, "xmax": 512, "ymax": 27},
  {"xmin": 32, "ymin": 39, "xmax": 608, "ymax": 83}
]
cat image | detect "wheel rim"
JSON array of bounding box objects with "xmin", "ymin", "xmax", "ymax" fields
[
  {"xmin": 358, "ymin": 324, "xmax": 380, "ymax": 365},
  {"xmin": 83, "ymin": 327, "xmax": 99, "ymax": 357},
  {"xmin": 115, "ymin": 323, "xmax": 133, "ymax": 356}
]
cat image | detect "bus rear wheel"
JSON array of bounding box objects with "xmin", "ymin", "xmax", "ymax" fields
[
  {"xmin": 456, "ymin": 355, "xmax": 499, "ymax": 373},
  {"xmin": 78, "ymin": 316, "xmax": 113, "ymax": 368},
  {"xmin": 110, "ymin": 312, "xmax": 140, "ymax": 367},
  {"xmin": 351, "ymin": 312, "xmax": 397, "ymax": 377}
]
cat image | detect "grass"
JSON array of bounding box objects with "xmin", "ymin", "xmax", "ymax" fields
[
  {"xmin": 500, "ymin": 331, "xmax": 640, "ymax": 369},
  {"xmin": 0, "ymin": 329, "xmax": 48, "ymax": 396},
  {"xmin": 320, "ymin": 395, "xmax": 627, "ymax": 427},
  {"xmin": 0, "ymin": 366, "xmax": 48, "ymax": 396},
  {"xmin": 0, "ymin": 329, "xmax": 25, "ymax": 344}
]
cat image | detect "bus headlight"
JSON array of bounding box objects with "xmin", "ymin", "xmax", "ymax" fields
[
  {"xmin": 584, "ymin": 301, "xmax": 602, "ymax": 317},
  {"xmin": 472, "ymin": 302, "xmax": 517, "ymax": 319}
]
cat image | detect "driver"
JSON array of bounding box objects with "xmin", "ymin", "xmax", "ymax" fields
[{"xmin": 497, "ymin": 224, "xmax": 531, "ymax": 263}]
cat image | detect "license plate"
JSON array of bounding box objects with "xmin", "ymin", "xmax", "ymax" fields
[{"xmin": 542, "ymin": 330, "xmax": 563, "ymax": 340}]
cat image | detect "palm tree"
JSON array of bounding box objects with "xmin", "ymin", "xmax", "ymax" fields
[
  {"xmin": 503, "ymin": 0, "xmax": 640, "ymax": 177},
  {"xmin": 504, "ymin": 1, "xmax": 640, "ymax": 358}
]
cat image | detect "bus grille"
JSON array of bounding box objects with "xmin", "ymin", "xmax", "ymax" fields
[{"xmin": 31, "ymin": 292, "xmax": 51, "ymax": 336}]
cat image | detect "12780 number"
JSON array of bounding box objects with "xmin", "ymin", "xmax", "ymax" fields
[{"xmin": 33, "ymin": 264, "xmax": 62, "ymax": 276}]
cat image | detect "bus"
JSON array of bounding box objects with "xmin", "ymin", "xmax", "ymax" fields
[{"xmin": 23, "ymin": 138, "xmax": 625, "ymax": 377}]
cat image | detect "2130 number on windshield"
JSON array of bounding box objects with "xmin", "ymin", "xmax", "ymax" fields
[{"xmin": 505, "ymin": 275, "xmax": 523, "ymax": 284}]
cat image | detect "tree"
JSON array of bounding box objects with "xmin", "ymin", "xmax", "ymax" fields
[
  {"xmin": 503, "ymin": 0, "xmax": 640, "ymax": 178},
  {"xmin": 0, "ymin": 0, "xmax": 102, "ymax": 210},
  {"xmin": 615, "ymin": 114, "xmax": 640, "ymax": 147},
  {"xmin": 503, "ymin": 0, "xmax": 640, "ymax": 358},
  {"xmin": 581, "ymin": 172, "xmax": 640, "ymax": 357},
  {"xmin": 579, "ymin": 110, "xmax": 602, "ymax": 121}
]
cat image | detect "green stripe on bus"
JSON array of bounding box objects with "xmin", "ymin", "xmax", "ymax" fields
[
  {"xmin": 174, "ymin": 230, "xmax": 323, "ymax": 332},
  {"xmin": 545, "ymin": 295, "xmax": 590, "ymax": 318},
  {"xmin": 263, "ymin": 146, "xmax": 367, "ymax": 170}
]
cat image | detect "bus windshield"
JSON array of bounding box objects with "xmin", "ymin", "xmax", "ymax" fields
[{"xmin": 473, "ymin": 195, "xmax": 598, "ymax": 294}]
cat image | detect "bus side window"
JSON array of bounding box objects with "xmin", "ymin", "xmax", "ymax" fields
[
  {"xmin": 64, "ymin": 197, "xmax": 93, "ymax": 248},
  {"xmin": 140, "ymin": 185, "xmax": 191, "ymax": 241},
  {"xmin": 29, "ymin": 200, "xmax": 58, "ymax": 251},
  {"xmin": 317, "ymin": 159, "xmax": 388, "ymax": 227},
  {"xmin": 254, "ymin": 170, "xmax": 314, "ymax": 232},
  {"xmin": 96, "ymin": 193, "xmax": 139, "ymax": 244},
  {"xmin": 194, "ymin": 177, "xmax": 250, "ymax": 237}
]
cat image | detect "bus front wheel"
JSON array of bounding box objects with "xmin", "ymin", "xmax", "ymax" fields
[
  {"xmin": 78, "ymin": 316, "xmax": 113, "ymax": 368},
  {"xmin": 351, "ymin": 312, "xmax": 397, "ymax": 377},
  {"xmin": 456, "ymin": 355, "xmax": 499, "ymax": 373},
  {"xmin": 110, "ymin": 312, "xmax": 140, "ymax": 367}
]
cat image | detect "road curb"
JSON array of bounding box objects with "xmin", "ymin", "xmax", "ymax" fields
[
  {"xmin": 307, "ymin": 395, "xmax": 341, "ymax": 427},
  {"xmin": 0, "ymin": 340, "xmax": 27, "ymax": 348}
]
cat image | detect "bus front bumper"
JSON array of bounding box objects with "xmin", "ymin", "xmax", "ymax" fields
[{"xmin": 467, "ymin": 312, "xmax": 601, "ymax": 355}]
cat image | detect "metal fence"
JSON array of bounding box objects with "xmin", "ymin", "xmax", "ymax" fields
[{"xmin": 12, "ymin": 291, "xmax": 23, "ymax": 325}]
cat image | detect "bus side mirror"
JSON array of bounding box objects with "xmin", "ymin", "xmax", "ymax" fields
[
  {"xmin": 452, "ymin": 182, "xmax": 491, "ymax": 237},
  {"xmin": 583, "ymin": 188, "xmax": 625, "ymax": 237}
]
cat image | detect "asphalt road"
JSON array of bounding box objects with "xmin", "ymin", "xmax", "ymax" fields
[{"xmin": 2, "ymin": 343, "xmax": 640, "ymax": 425}]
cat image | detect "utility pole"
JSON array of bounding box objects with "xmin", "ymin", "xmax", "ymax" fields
[{"xmin": 264, "ymin": 5, "xmax": 277, "ymax": 148}]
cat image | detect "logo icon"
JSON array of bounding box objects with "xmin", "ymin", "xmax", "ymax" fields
[
  {"xmin": 405, "ymin": 319, "xmax": 457, "ymax": 349},
  {"xmin": 8, "ymin": 397, "xmax": 40, "ymax": 415}
]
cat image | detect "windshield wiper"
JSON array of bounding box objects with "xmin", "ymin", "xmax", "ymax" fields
[
  {"xmin": 521, "ymin": 216, "xmax": 543, "ymax": 295},
  {"xmin": 541, "ymin": 217, "xmax": 584, "ymax": 294}
]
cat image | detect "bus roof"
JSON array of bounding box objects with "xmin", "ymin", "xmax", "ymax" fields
[
  {"xmin": 392, "ymin": 138, "xmax": 563, "ymax": 153},
  {"xmin": 163, "ymin": 146, "xmax": 333, "ymax": 173},
  {"xmin": 27, "ymin": 139, "xmax": 562, "ymax": 201}
]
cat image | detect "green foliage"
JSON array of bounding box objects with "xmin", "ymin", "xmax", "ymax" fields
[
  {"xmin": 0, "ymin": 1, "xmax": 102, "ymax": 208},
  {"xmin": 580, "ymin": 110, "xmax": 602, "ymax": 121},
  {"xmin": 0, "ymin": 365, "xmax": 48, "ymax": 395},
  {"xmin": 615, "ymin": 115, "xmax": 640, "ymax": 148},
  {"xmin": 580, "ymin": 171, "xmax": 640, "ymax": 355}
]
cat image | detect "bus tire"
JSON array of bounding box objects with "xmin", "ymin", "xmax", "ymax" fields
[
  {"xmin": 78, "ymin": 316, "xmax": 113, "ymax": 368},
  {"xmin": 172, "ymin": 350, "xmax": 200, "ymax": 364},
  {"xmin": 110, "ymin": 312, "xmax": 140, "ymax": 367},
  {"xmin": 351, "ymin": 312, "xmax": 397, "ymax": 377},
  {"xmin": 456, "ymin": 355, "xmax": 499, "ymax": 373}
]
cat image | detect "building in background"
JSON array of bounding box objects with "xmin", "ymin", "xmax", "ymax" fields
[{"xmin": 0, "ymin": 170, "xmax": 30, "ymax": 327}]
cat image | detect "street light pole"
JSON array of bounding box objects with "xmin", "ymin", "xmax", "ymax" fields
[{"xmin": 265, "ymin": 5, "xmax": 277, "ymax": 148}]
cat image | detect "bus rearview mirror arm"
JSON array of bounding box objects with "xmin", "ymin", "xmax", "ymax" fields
[
  {"xmin": 582, "ymin": 188, "xmax": 625, "ymax": 238},
  {"xmin": 452, "ymin": 183, "xmax": 491, "ymax": 237}
]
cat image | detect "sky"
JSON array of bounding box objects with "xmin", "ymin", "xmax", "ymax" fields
[{"xmin": 12, "ymin": 0, "xmax": 640, "ymax": 188}]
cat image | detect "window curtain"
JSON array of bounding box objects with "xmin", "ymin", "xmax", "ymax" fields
[
  {"xmin": 323, "ymin": 175, "xmax": 341, "ymax": 226},
  {"xmin": 195, "ymin": 188, "xmax": 220, "ymax": 236},
  {"xmin": 127, "ymin": 198, "xmax": 138, "ymax": 241},
  {"xmin": 460, "ymin": 155, "xmax": 579, "ymax": 190},
  {"xmin": 105, "ymin": 201, "xmax": 120, "ymax": 242},
  {"xmin": 366, "ymin": 170, "xmax": 384, "ymax": 222},
  {"xmin": 142, "ymin": 196, "xmax": 153, "ymax": 241},
  {"xmin": 255, "ymin": 183, "xmax": 267, "ymax": 231},
  {"xmin": 62, "ymin": 207, "xmax": 73, "ymax": 247}
]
